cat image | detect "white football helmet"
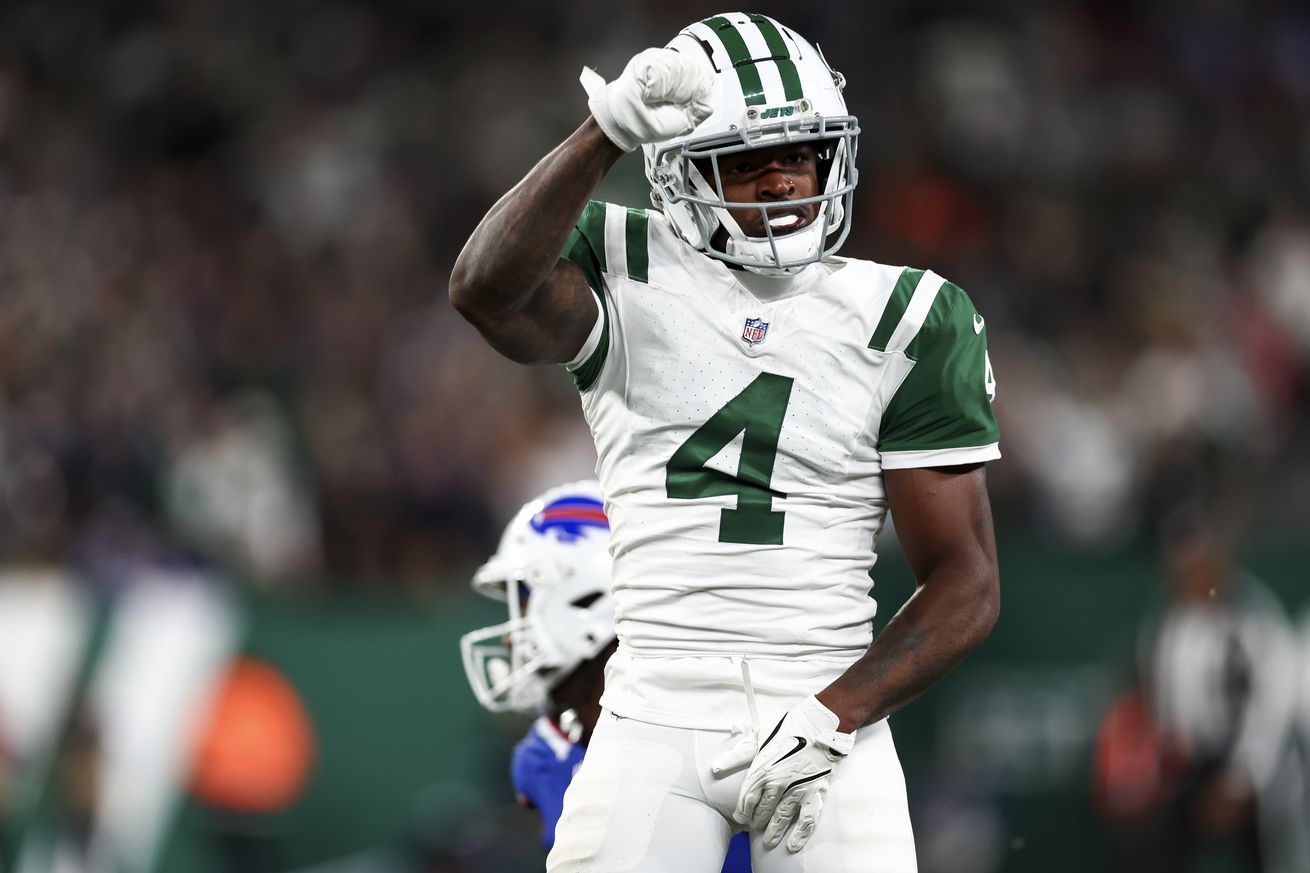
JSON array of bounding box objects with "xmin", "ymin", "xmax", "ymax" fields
[
  {"xmin": 644, "ymin": 12, "xmax": 859, "ymax": 275},
  {"xmin": 460, "ymin": 481, "xmax": 616, "ymax": 714}
]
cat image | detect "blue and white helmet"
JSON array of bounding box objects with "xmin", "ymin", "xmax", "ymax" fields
[
  {"xmin": 460, "ymin": 481, "xmax": 615, "ymax": 714},
  {"xmin": 644, "ymin": 13, "xmax": 859, "ymax": 275}
]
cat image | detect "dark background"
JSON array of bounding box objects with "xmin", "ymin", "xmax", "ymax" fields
[{"xmin": 0, "ymin": 1, "xmax": 1307, "ymax": 871}]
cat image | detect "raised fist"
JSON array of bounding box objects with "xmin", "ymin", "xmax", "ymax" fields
[{"xmin": 581, "ymin": 48, "xmax": 716, "ymax": 153}]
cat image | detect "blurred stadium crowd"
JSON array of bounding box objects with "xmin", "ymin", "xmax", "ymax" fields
[
  {"xmin": 0, "ymin": 0, "xmax": 1307, "ymax": 593},
  {"xmin": 0, "ymin": 1, "xmax": 1309, "ymax": 872}
]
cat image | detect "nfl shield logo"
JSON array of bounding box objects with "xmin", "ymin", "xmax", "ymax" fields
[{"xmin": 741, "ymin": 317, "xmax": 769, "ymax": 346}]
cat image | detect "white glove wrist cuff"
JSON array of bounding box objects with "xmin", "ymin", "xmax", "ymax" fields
[
  {"xmin": 817, "ymin": 730, "xmax": 855, "ymax": 757},
  {"xmin": 800, "ymin": 696, "xmax": 856, "ymax": 755},
  {"xmin": 579, "ymin": 67, "xmax": 638, "ymax": 153}
]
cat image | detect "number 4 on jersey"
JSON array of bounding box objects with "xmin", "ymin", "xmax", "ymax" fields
[{"xmin": 665, "ymin": 373, "xmax": 794, "ymax": 545}]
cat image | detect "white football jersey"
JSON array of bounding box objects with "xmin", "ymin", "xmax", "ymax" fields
[{"xmin": 562, "ymin": 201, "xmax": 1000, "ymax": 729}]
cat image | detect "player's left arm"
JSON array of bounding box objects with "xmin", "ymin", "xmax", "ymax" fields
[
  {"xmin": 816, "ymin": 462, "xmax": 1000, "ymax": 732},
  {"xmin": 818, "ymin": 278, "xmax": 1001, "ymax": 731},
  {"xmin": 727, "ymin": 471, "xmax": 998, "ymax": 850}
]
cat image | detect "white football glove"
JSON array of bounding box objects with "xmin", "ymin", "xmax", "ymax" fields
[
  {"xmin": 717, "ymin": 696, "xmax": 855, "ymax": 853},
  {"xmin": 580, "ymin": 48, "xmax": 716, "ymax": 152}
]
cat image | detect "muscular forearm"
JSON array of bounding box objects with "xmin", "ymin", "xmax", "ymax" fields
[
  {"xmin": 817, "ymin": 562, "xmax": 999, "ymax": 733},
  {"xmin": 449, "ymin": 118, "xmax": 622, "ymax": 323}
]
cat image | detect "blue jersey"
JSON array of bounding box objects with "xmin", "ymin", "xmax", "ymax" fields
[
  {"xmin": 511, "ymin": 717, "xmax": 587, "ymax": 849},
  {"xmin": 512, "ymin": 717, "xmax": 752, "ymax": 872}
]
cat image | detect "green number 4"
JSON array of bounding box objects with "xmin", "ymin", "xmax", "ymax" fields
[{"xmin": 665, "ymin": 372, "xmax": 794, "ymax": 545}]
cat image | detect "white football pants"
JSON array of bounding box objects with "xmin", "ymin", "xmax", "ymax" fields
[{"xmin": 546, "ymin": 710, "xmax": 917, "ymax": 873}]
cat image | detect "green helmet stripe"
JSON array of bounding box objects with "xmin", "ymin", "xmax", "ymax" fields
[
  {"xmin": 701, "ymin": 15, "xmax": 767, "ymax": 106},
  {"xmin": 747, "ymin": 14, "xmax": 804, "ymax": 102}
]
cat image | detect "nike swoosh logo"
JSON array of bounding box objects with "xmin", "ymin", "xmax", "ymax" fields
[
  {"xmin": 973, "ymin": 314, "xmax": 985, "ymax": 334},
  {"xmin": 782, "ymin": 769, "xmax": 831, "ymax": 795},
  {"xmin": 774, "ymin": 736, "xmax": 808, "ymax": 765}
]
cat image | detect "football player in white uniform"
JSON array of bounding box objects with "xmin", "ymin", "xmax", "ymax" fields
[{"xmin": 450, "ymin": 13, "xmax": 1001, "ymax": 873}]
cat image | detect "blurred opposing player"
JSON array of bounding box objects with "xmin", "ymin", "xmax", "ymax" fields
[
  {"xmin": 451, "ymin": 12, "xmax": 1001, "ymax": 871},
  {"xmin": 462, "ymin": 481, "xmax": 751, "ymax": 871}
]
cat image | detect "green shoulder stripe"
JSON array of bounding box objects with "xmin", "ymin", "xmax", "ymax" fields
[
  {"xmin": 562, "ymin": 201, "xmax": 607, "ymax": 293},
  {"xmin": 570, "ymin": 288, "xmax": 609, "ymax": 392},
  {"xmin": 868, "ymin": 268, "xmax": 924, "ymax": 352},
  {"xmin": 625, "ymin": 208, "xmax": 649, "ymax": 284},
  {"xmin": 564, "ymin": 201, "xmax": 610, "ymax": 393},
  {"xmin": 601, "ymin": 204, "xmax": 649, "ymax": 284},
  {"xmin": 564, "ymin": 203, "xmax": 645, "ymax": 391}
]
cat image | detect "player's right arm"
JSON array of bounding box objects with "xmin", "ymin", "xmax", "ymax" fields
[
  {"xmin": 449, "ymin": 49, "xmax": 715, "ymax": 364},
  {"xmin": 449, "ymin": 119, "xmax": 622, "ymax": 365}
]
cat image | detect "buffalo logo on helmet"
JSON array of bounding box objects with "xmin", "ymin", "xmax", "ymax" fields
[{"xmin": 529, "ymin": 495, "xmax": 609, "ymax": 543}]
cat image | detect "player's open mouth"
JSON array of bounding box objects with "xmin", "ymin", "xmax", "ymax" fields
[{"xmin": 758, "ymin": 209, "xmax": 812, "ymax": 236}]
